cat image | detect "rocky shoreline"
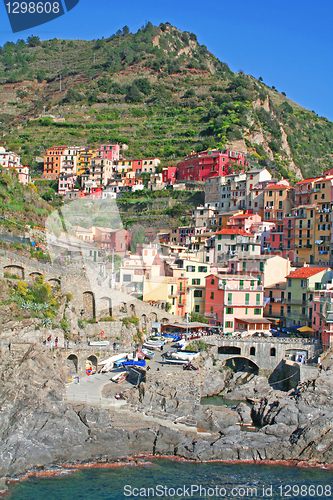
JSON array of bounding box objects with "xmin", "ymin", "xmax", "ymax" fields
[{"xmin": 1, "ymin": 344, "xmax": 333, "ymax": 494}]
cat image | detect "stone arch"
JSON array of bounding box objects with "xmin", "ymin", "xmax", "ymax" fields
[
  {"xmin": 129, "ymin": 304, "xmax": 136, "ymax": 315},
  {"xmin": 149, "ymin": 312, "xmax": 157, "ymax": 322},
  {"xmin": 86, "ymin": 355, "xmax": 98, "ymax": 374},
  {"xmin": 161, "ymin": 318, "xmax": 169, "ymax": 324},
  {"xmin": 120, "ymin": 302, "xmax": 127, "ymax": 313},
  {"xmin": 29, "ymin": 272, "xmax": 43, "ymax": 282},
  {"xmin": 270, "ymin": 347, "xmax": 276, "ymax": 357},
  {"xmin": 250, "ymin": 346, "xmax": 256, "ymax": 356},
  {"xmin": 48, "ymin": 278, "xmax": 61, "ymax": 288},
  {"xmin": 67, "ymin": 354, "xmax": 78, "ymax": 373},
  {"xmin": 223, "ymin": 356, "xmax": 259, "ymax": 375},
  {"xmin": 4, "ymin": 265, "xmax": 24, "ymax": 279},
  {"xmin": 83, "ymin": 291, "xmax": 96, "ymax": 319},
  {"xmin": 218, "ymin": 346, "xmax": 241, "ymax": 355},
  {"xmin": 100, "ymin": 297, "xmax": 112, "ymax": 317}
]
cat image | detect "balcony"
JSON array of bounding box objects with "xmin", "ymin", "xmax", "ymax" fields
[{"xmin": 283, "ymin": 299, "xmax": 307, "ymax": 305}]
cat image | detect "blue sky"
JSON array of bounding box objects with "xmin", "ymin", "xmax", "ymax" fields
[{"xmin": 1, "ymin": 0, "xmax": 333, "ymax": 121}]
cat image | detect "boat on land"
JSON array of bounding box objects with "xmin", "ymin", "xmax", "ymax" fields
[
  {"xmin": 142, "ymin": 348, "xmax": 155, "ymax": 359},
  {"xmin": 143, "ymin": 340, "xmax": 164, "ymax": 350},
  {"xmin": 121, "ymin": 359, "xmax": 146, "ymax": 367},
  {"xmin": 98, "ymin": 353, "xmax": 128, "ymax": 372},
  {"xmin": 111, "ymin": 371, "xmax": 128, "ymax": 384}
]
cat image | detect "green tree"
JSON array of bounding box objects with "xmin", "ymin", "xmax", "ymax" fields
[
  {"xmin": 122, "ymin": 25, "xmax": 130, "ymax": 35},
  {"xmin": 125, "ymin": 85, "xmax": 142, "ymax": 103}
]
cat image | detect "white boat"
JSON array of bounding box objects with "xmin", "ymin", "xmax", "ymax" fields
[
  {"xmin": 88, "ymin": 340, "xmax": 110, "ymax": 346},
  {"xmin": 111, "ymin": 371, "xmax": 128, "ymax": 384},
  {"xmin": 168, "ymin": 351, "xmax": 200, "ymax": 361},
  {"xmin": 98, "ymin": 353, "xmax": 128, "ymax": 373},
  {"xmin": 143, "ymin": 341, "xmax": 164, "ymax": 350}
]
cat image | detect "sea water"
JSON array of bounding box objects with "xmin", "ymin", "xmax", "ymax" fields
[{"xmin": 7, "ymin": 459, "xmax": 333, "ymax": 500}]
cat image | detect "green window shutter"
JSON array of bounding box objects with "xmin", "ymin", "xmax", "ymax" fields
[
  {"xmin": 260, "ymin": 262, "xmax": 264, "ymax": 271},
  {"xmin": 251, "ymin": 280, "xmax": 254, "ymax": 287},
  {"xmin": 186, "ymin": 266, "xmax": 190, "ymax": 272},
  {"xmin": 245, "ymin": 293, "xmax": 249, "ymax": 304},
  {"xmin": 231, "ymin": 235, "xmax": 235, "ymax": 240},
  {"xmin": 210, "ymin": 292, "xmax": 214, "ymax": 299},
  {"xmin": 230, "ymin": 321, "xmax": 233, "ymax": 329},
  {"xmin": 256, "ymin": 293, "xmax": 260, "ymax": 304},
  {"xmin": 228, "ymin": 293, "xmax": 232, "ymax": 304},
  {"xmin": 180, "ymin": 282, "xmax": 182, "ymax": 291},
  {"xmin": 218, "ymin": 245, "xmax": 221, "ymax": 251},
  {"xmin": 245, "ymin": 308, "xmax": 248, "ymax": 314},
  {"xmin": 218, "ymin": 235, "xmax": 222, "ymax": 240},
  {"xmin": 243, "ymin": 262, "xmax": 246, "ymax": 271}
]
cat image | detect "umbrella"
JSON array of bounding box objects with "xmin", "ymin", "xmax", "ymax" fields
[{"xmin": 297, "ymin": 326, "xmax": 315, "ymax": 333}]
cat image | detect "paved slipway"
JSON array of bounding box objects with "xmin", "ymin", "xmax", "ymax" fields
[{"xmin": 1, "ymin": 344, "xmax": 333, "ymax": 493}]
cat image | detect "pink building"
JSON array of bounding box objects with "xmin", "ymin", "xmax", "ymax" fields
[
  {"xmin": 312, "ymin": 285, "xmax": 333, "ymax": 348},
  {"xmin": 204, "ymin": 273, "xmax": 270, "ymax": 333},
  {"xmin": 226, "ymin": 211, "xmax": 261, "ymax": 232},
  {"xmin": 98, "ymin": 144, "xmax": 120, "ymax": 162},
  {"xmin": 16, "ymin": 165, "xmax": 30, "ymax": 185}
]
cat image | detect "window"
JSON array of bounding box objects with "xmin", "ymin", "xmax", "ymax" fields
[
  {"xmin": 211, "ymin": 279, "xmax": 215, "ymax": 285},
  {"xmin": 228, "ymin": 293, "xmax": 232, "ymax": 305},
  {"xmin": 210, "ymin": 292, "xmax": 214, "ymax": 300},
  {"xmin": 254, "ymin": 308, "xmax": 261, "ymax": 315},
  {"xmin": 123, "ymin": 274, "xmax": 132, "ymax": 282},
  {"xmin": 225, "ymin": 321, "xmax": 233, "ymax": 328},
  {"xmin": 218, "ymin": 234, "xmax": 222, "ymax": 240},
  {"xmin": 210, "ymin": 306, "xmax": 213, "ymax": 313},
  {"xmin": 270, "ymin": 347, "xmax": 276, "ymax": 357},
  {"xmin": 250, "ymin": 347, "xmax": 256, "ymax": 355},
  {"xmin": 279, "ymin": 190, "xmax": 283, "ymax": 196},
  {"xmin": 192, "ymin": 279, "xmax": 200, "ymax": 285},
  {"xmin": 171, "ymin": 285, "xmax": 174, "ymax": 295},
  {"xmin": 256, "ymin": 293, "xmax": 260, "ymax": 305},
  {"xmin": 240, "ymin": 280, "xmax": 244, "ymax": 289},
  {"xmin": 260, "ymin": 262, "xmax": 264, "ymax": 272},
  {"xmin": 301, "ymin": 279, "xmax": 307, "ymax": 288},
  {"xmin": 195, "ymin": 305, "xmax": 200, "ymax": 313},
  {"xmin": 198, "ymin": 266, "xmax": 208, "ymax": 272},
  {"xmin": 186, "ymin": 265, "xmax": 195, "ymax": 272},
  {"xmin": 269, "ymin": 191, "xmax": 272, "ymax": 196},
  {"xmin": 243, "ymin": 262, "xmax": 246, "ymax": 271},
  {"xmin": 245, "ymin": 293, "xmax": 249, "ymax": 305},
  {"xmin": 288, "ymin": 279, "xmax": 292, "ymax": 287},
  {"xmin": 251, "ymin": 281, "xmax": 254, "ymax": 287},
  {"xmin": 226, "ymin": 307, "xmax": 233, "ymax": 314},
  {"xmin": 218, "ymin": 244, "xmax": 221, "ymax": 251},
  {"xmin": 194, "ymin": 290, "xmax": 203, "ymax": 297}
]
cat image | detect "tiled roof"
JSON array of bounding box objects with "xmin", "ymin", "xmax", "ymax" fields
[
  {"xmin": 216, "ymin": 229, "xmax": 251, "ymax": 236},
  {"xmin": 286, "ymin": 267, "xmax": 330, "ymax": 279},
  {"xmin": 264, "ymin": 183, "xmax": 293, "ymax": 190}
]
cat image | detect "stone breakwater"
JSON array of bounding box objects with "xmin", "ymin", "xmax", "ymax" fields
[{"xmin": 1, "ymin": 344, "xmax": 333, "ymax": 493}]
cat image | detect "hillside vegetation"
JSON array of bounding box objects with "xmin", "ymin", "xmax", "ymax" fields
[{"xmin": 1, "ymin": 23, "xmax": 333, "ymax": 179}]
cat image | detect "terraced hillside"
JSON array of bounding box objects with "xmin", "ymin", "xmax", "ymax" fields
[{"xmin": 1, "ymin": 24, "xmax": 333, "ymax": 179}]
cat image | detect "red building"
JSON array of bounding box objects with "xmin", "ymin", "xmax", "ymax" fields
[
  {"xmin": 162, "ymin": 166, "xmax": 177, "ymax": 184},
  {"xmin": 176, "ymin": 149, "xmax": 247, "ymax": 182}
]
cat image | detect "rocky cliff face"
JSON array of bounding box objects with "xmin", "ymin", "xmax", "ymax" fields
[{"xmin": 1, "ymin": 344, "xmax": 333, "ymax": 493}]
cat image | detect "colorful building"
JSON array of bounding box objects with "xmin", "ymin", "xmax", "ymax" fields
[
  {"xmin": 285, "ymin": 266, "xmax": 332, "ymax": 329},
  {"xmin": 177, "ymin": 149, "xmax": 247, "ymax": 182},
  {"xmin": 204, "ymin": 274, "xmax": 269, "ymax": 334}
]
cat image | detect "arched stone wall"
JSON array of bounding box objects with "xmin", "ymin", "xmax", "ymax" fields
[{"xmin": 4, "ymin": 265, "xmax": 24, "ymax": 279}]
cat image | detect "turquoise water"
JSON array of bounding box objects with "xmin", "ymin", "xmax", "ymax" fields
[{"xmin": 7, "ymin": 459, "xmax": 333, "ymax": 500}]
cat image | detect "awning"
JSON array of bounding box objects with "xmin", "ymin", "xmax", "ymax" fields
[
  {"xmin": 235, "ymin": 317, "xmax": 271, "ymax": 324},
  {"xmin": 315, "ymin": 240, "xmax": 323, "ymax": 245},
  {"xmin": 297, "ymin": 326, "xmax": 315, "ymax": 333}
]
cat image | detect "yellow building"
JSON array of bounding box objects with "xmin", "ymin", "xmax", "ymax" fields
[{"xmin": 76, "ymin": 148, "xmax": 97, "ymax": 175}]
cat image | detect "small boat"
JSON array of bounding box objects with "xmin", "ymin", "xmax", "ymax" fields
[
  {"xmin": 143, "ymin": 341, "xmax": 164, "ymax": 350},
  {"xmin": 111, "ymin": 371, "xmax": 128, "ymax": 384},
  {"xmin": 136, "ymin": 350, "xmax": 146, "ymax": 360},
  {"xmin": 121, "ymin": 359, "xmax": 146, "ymax": 367},
  {"xmin": 142, "ymin": 348, "xmax": 155, "ymax": 359}
]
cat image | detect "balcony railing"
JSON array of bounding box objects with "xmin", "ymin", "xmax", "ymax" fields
[{"xmin": 283, "ymin": 299, "xmax": 307, "ymax": 305}]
